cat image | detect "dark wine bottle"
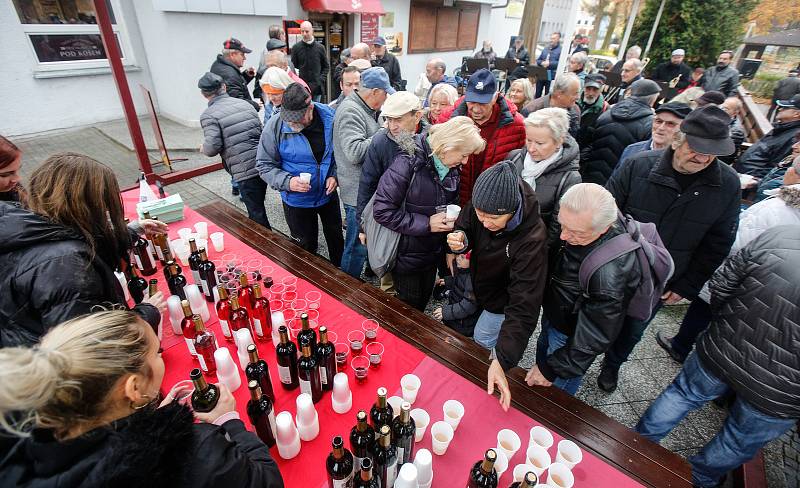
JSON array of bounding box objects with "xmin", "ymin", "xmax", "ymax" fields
[
  {"xmin": 245, "ymin": 343, "xmax": 275, "ymax": 403},
  {"xmin": 275, "ymin": 325, "xmax": 299, "ymax": 390},
  {"xmin": 187, "ymin": 238, "xmax": 203, "ymax": 285},
  {"xmin": 132, "ymin": 232, "xmax": 157, "ymax": 276},
  {"xmin": 180, "ymin": 300, "xmax": 198, "ymax": 357},
  {"xmin": 193, "ymin": 314, "xmax": 217, "ymax": 374},
  {"xmin": 508, "ymin": 471, "xmax": 539, "ymax": 488},
  {"xmin": 190, "ymin": 368, "xmax": 219, "ymax": 413},
  {"xmin": 370, "ymin": 425, "xmax": 398, "ymax": 488},
  {"xmin": 148, "ymin": 279, "xmax": 159, "ymax": 299},
  {"xmin": 238, "ymin": 272, "xmax": 255, "ymax": 317},
  {"xmin": 315, "ymin": 326, "xmax": 336, "ymax": 391},
  {"xmin": 369, "ymin": 387, "xmax": 393, "ymax": 437},
  {"xmin": 354, "ymin": 458, "xmax": 380, "ymax": 488},
  {"xmin": 166, "ymin": 261, "xmax": 188, "ymax": 300},
  {"xmin": 246, "ymin": 380, "xmax": 277, "ymax": 447},
  {"xmin": 251, "ymin": 283, "xmax": 271, "ymax": 341},
  {"xmin": 350, "ymin": 410, "xmax": 375, "ymax": 469},
  {"xmin": 392, "ymin": 401, "xmax": 415, "ymax": 466},
  {"xmin": 297, "ymin": 338, "xmax": 323, "ymax": 403},
  {"xmin": 229, "ymin": 294, "xmax": 250, "ymax": 334},
  {"xmin": 215, "ymin": 284, "xmax": 233, "ymax": 341},
  {"xmin": 468, "ymin": 449, "xmax": 498, "ymax": 488},
  {"xmin": 326, "ymin": 435, "xmax": 355, "ymax": 488},
  {"xmin": 296, "ymin": 312, "xmax": 317, "ymax": 350},
  {"xmin": 197, "ymin": 248, "xmax": 217, "ymax": 302},
  {"xmin": 127, "ymin": 266, "xmax": 148, "ymax": 304}
]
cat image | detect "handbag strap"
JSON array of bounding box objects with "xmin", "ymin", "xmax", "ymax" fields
[{"xmin": 401, "ymin": 166, "xmax": 418, "ymax": 208}]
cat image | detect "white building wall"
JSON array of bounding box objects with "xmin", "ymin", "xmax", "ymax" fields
[{"xmin": 486, "ymin": 0, "xmax": 573, "ymax": 55}]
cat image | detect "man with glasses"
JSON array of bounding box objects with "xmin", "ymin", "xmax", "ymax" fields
[
  {"xmin": 616, "ymin": 102, "xmax": 692, "ymax": 170},
  {"xmin": 608, "ymin": 58, "xmax": 643, "ymax": 104}
]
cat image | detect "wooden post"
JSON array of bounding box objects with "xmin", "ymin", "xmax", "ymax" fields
[{"xmin": 520, "ymin": 0, "xmax": 545, "ymax": 55}]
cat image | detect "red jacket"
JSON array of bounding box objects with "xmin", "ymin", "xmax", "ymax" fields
[{"xmin": 442, "ymin": 96, "xmax": 526, "ymax": 204}]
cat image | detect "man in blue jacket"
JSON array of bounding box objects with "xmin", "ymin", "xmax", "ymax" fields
[
  {"xmin": 535, "ymin": 32, "xmax": 562, "ymax": 98},
  {"xmin": 256, "ymin": 83, "xmax": 344, "ymax": 265}
]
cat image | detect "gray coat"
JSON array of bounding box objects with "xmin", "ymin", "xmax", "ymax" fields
[
  {"xmin": 333, "ymin": 92, "xmax": 382, "ymax": 207},
  {"xmin": 200, "ymin": 93, "xmax": 262, "ymax": 183}
]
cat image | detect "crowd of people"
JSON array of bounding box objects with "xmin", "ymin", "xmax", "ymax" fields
[{"xmin": 0, "ymin": 23, "xmax": 799, "ymax": 488}]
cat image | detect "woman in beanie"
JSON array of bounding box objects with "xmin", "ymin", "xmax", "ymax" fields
[
  {"xmin": 447, "ymin": 160, "xmax": 548, "ymax": 410},
  {"xmin": 373, "ymin": 116, "xmax": 486, "ymax": 310}
]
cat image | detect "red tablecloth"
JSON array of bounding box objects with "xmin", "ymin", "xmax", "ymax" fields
[{"xmin": 122, "ymin": 189, "xmax": 643, "ymax": 488}]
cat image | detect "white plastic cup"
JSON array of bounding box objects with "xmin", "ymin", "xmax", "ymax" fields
[
  {"xmin": 214, "ymin": 348, "xmax": 241, "ymax": 392},
  {"xmin": 299, "ymin": 172, "xmax": 311, "ymax": 184},
  {"xmin": 394, "ymin": 463, "xmax": 419, "ymax": 488},
  {"xmin": 494, "ymin": 448, "xmax": 509, "ymax": 479},
  {"xmin": 388, "ymin": 396, "xmax": 404, "ymax": 418},
  {"xmin": 275, "ymin": 411, "xmax": 301, "ymax": 459},
  {"xmin": 166, "ymin": 295, "xmax": 184, "ymax": 335},
  {"xmin": 546, "ymin": 462, "xmax": 574, "ymax": 488},
  {"xmin": 400, "ymin": 373, "xmax": 421, "ymax": 404},
  {"xmin": 410, "ymin": 408, "xmax": 430, "ymax": 442},
  {"xmin": 497, "ymin": 429, "xmax": 522, "ymax": 461},
  {"xmin": 414, "ymin": 449, "xmax": 433, "ymax": 485},
  {"xmin": 295, "ymin": 393, "xmax": 320, "ymax": 441},
  {"xmin": 210, "ymin": 232, "xmax": 225, "ymax": 252},
  {"xmin": 446, "ymin": 204, "xmax": 461, "ymax": 220},
  {"xmin": 513, "ymin": 464, "xmax": 538, "ymax": 483},
  {"xmin": 331, "ymin": 372, "xmax": 353, "ymax": 414},
  {"xmin": 442, "ymin": 399, "xmax": 465, "ymax": 430},
  {"xmin": 194, "ymin": 221, "xmax": 208, "ymax": 239},
  {"xmin": 555, "ymin": 440, "xmax": 582, "ymax": 470},
  {"xmin": 178, "ymin": 227, "xmax": 192, "ymax": 242},
  {"xmin": 235, "ymin": 328, "xmax": 255, "ymax": 370},
  {"xmin": 430, "ymin": 421, "xmax": 454, "ymax": 455},
  {"xmin": 529, "ymin": 426, "xmax": 554, "ymax": 450},
  {"xmin": 525, "ymin": 444, "xmax": 551, "ymax": 476},
  {"xmin": 271, "ymin": 311, "xmax": 285, "ymax": 347},
  {"xmin": 185, "ymin": 284, "xmax": 211, "ymax": 322}
]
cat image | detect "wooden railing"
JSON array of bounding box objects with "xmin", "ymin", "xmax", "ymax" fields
[{"xmin": 737, "ymin": 86, "xmax": 772, "ymax": 144}]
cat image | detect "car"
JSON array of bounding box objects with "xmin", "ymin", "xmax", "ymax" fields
[{"xmin": 588, "ymin": 54, "xmax": 618, "ymax": 72}]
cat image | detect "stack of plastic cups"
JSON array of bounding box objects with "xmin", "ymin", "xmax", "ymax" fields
[
  {"xmin": 214, "ymin": 348, "xmax": 241, "ymax": 392},
  {"xmin": 395, "ymin": 463, "xmax": 419, "ymax": 488},
  {"xmin": 271, "ymin": 311, "xmax": 285, "ymax": 347},
  {"xmin": 494, "ymin": 449, "xmax": 509, "ymax": 480},
  {"xmin": 388, "ymin": 396, "xmax": 404, "ymax": 419},
  {"xmin": 331, "ymin": 372, "xmax": 352, "ymax": 414},
  {"xmin": 414, "ymin": 449, "xmax": 433, "ymax": 488},
  {"xmin": 234, "ymin": 328, "xmax": 255, "ymax": 370},
  {"xmin": 274, "ymin": 411, "xmax": 301, "ymax": 459},
  {"xmin": 166, "ymin": 296, "xmax": 184, "ymax": 335},
  {"xmin": 295, "ymin": 393, "xmax": 320, "ymax": 441},
  {"xmin": 184, "ymin": 284, "xmax": 210, "ymax": 322}
]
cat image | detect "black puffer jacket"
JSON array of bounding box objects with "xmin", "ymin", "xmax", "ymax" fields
[
  {"xmin": 697, "ymin": 225, "xmax": 800, "ymax": 419},
  {"xmin": 200, "ymin": 93, "xmax": 262, "ymax": 183},
  {"xmin": 0, "ymin": 402, "xmax": 284, "ymax": 487},
  {"xmin": 605, "ymin": 149, "xmax": 740, "ymax": 299},
  {"xmin": 582, "ymin": 97, "xmax": 653, "ymax": 185},
  {"xmin": 209, "ymin": 54, "xmax": 258, "ymax": 110},
  {"xmin": 507, "ymin": 135, "xmax": 581, "ymax": 246},
  {"xmin": 538, "ymin": 222, "xmax": 641, "ymax": 382},
  {"xmin": 734, "ymin": 120, "xmax": 800, "ymax": 178},
  {"xmin": 290, "ymin": 40, "xmax": 329, "ymax": 98}
]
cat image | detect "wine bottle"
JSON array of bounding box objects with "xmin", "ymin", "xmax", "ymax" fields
[
  {"xmin": 251, "ymin": 283, "xmax": 271, "ymax": 341},
  {"xmin": 369, "ymin": 387, "xmax": 393, "ymax": 437},
  {"xmin": 180, "ymin": 300, "xmax": 198, "ymax": 357},
  {"xmin": 246, "ymin": 380, "xmax": 277, "ymax": 447},
  {"xmin": 275, "ymin": 325, "xmax": 299, "ymax": 390},
  {"xmin": 187, "ymin": 238, "xmax": 203, "ymax": 285},
  {"xmin": 150, "ymin": 217, "xmax": 167, "ymax": 264},
  {"xmin": 141, "ymin": 211, "xmax": 158, "ymax": 261},
  {"xmin": 508, "ymin": 471, "xmax": 539, "ymax": 488},
  {"xmin": 297, "ymin": 338, "xmax": 323, "ymax": 403},
  {"xmin": 392, "ymin": 401, "xmax": 415, "ymax": 466},
  {"xmin": 190, "ymin": 368, "xmax": 219, "ymax": 413},
  {"xmin": 166, "ymin": 261, "xmax": 188, "ymax": 300},
  {"xmin": 238, "ymin": 272, "xmax": 255, "ymax": 317},
  {"xmin": 315, "ymin": 326, "xmax": 336, "ymax": 391},
  {"xmin": 198, "ymin": 248, "xmax": 217, "ymax": 302},
  {"xmin": 162, "ymin": 254, "xmax": 181, "ymax": 280},
  {"xmin": 350, "ymin": 410, "xmax": 375, "ymax": 469},
  {"xmin": 215, "ymin": 284, "xmax": 233, "ymax": 341},
  {"xmin": 132, "ymin": 232, "xmax": 157, "ymax": 276},
  {"xmin": 148, "ymin": 279, "xmax": 159, "ymax": 300},
  {"xmin": 127, "ymin": 266, "xmax": 148, "ymax": 304},
  {"xmin": 193, "ymin": 314, "xmax": 217, "ymax": 374},
  {"xmin": 296, "ymin": 312, "xmax": 317, "ymax": 350},
  {"xmin": 229, "ymin": 294, "xmax": 250, "ymax": 334},
  {"xmin": 467, "ymin": 449, "xmax": 498, "ymax": 488},
  {"xmin": 370, "ymin": 425, "xmax": 398, "ymax": 488},
  {"xmin": 354, "ymin": 458, "xmax": 380, "ymax": 488},
  {"xmin": 245, "ymin": 343, "xmax": 275, "ymax": 403},
  {"xmin": 326, "ymin": 435, "xmax": 355, "ymax": 488}
]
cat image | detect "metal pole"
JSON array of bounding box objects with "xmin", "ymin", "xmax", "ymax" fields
[
  {"xmin": 643, "ymin": 0, "xmax": 666, "ymax": 58},
  {"xmin": 92, "ymin": 0, "xmax": 154, "ymax": 182},
  {"xmin": 617, "ymin": 0, "xmax": 641, "ymax": 61}
]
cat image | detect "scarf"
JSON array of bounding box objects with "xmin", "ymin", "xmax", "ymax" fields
[
  {"xmin": 431, "ymin": 152, "xmax": 450, "ymax": 181},
  {"xmin": 520, "ymin": 147, "xmax": 563, "ymax": 190},
  {"xmin": 578, "ymin": 93, "xmax": 605, "ymax": 116}
]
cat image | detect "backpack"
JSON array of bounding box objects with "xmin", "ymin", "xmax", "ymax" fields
[{"xmin": 577, "ymin": 212, "xmax": 675, "ymax": 321}]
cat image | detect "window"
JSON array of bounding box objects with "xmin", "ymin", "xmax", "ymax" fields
[{"xmin": 408, "ymin": 2, "xmax": 481, "ymax": 54}]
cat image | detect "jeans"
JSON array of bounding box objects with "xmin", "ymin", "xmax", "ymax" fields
[
  {"xmin": 603, "ymin": 301, "xmax": 663, "ymax": 371},
  {"xmin": 636, "ymin": 353, "xmax": 796, "ymax": 487},
  {"xmin": 237, "ymin": 177, "xmax": 271, "ymax": 229},
  {"xmin": 670, "ymin": 299, "xmax": 712, "ymax": 360},
  {"xmin": 534, "ymin": 317, "xmax": 583, "ymax": 395},
  {"xmin": 473, "ymin": 310, "xmax": 505, "ymax": 349},
  {"xmin": 282, "ymin": 193, "xmax": 345, "ymax": 267},
  {"xmin": 231, "ymin": 177, "xmax": 239, "ymax": 191},
  {"xmin": 393, "ymin": 267, "xmax": 437, "ymax": 311},
  {"xmin": 340, "ymin": 205, "xmax": 367, "ymax": 278}
]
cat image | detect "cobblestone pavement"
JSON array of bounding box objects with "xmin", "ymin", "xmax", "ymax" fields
[{"xmin": 12, "ymin": 124, "xmax": 792, "ymax": 487}]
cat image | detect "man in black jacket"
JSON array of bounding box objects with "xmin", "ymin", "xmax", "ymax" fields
[
  {"xmin": 600, "ymin": 106, "xmax": 741, "ymax": 393},
  {"xmin": 210, "ymin": 38, "xmax": 258, "ymax": 111},
  {"xmin": 525, "ymin": 183, "xmax": 641, "ymax": 395},
  {"xmin": 371, "ymin": 37, "xmax": 402, "ymax": 91},
  {"xmin": 291, "ymin": 21, "xmax": 329, "ymax": 101},
  {"xmin": 735, "ymin": 94, "xmax": 800, "ymax": 178},
  {"xmin": 636, "ymin": 225, "xmax": 800, "ymax": 488},
  {"xmin": 650, "ymin": 48, "xmax": 692, "ymax": 91}
]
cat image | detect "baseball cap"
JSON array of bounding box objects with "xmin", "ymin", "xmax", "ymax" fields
[
  {"xmin": 279, "ymin": 84, "xmax": 312, "ymax": 124},
  {"xmin": 223, "ymin": 37, "xmax": 251, "ymax": 53},
  {"xmin": 372, "ymin": 36, "xmax": 387, "ymax": 46},
  {"xmin": 655, "ymin": 102, "xmax": 692, "ymax": 119},
  {"xmin": 671, "ymin": 49, "xmax": 685, "ymax": 56},
  {"xmin": 584, "ymin": 73, "xmax": 606, "ymax": 89},
  {"xmin": 465, "ymin": 69, "xmax": 497, "ymax": 104},
  {"xmin": 776, "ymin": 94, "xmax": 800, "ymax": 110},
  {"xmin": 629, "ymin": 78, "xmax": 661, "ymax": 97},
  {"xmin": 360, "ymin": 67, "xmax": 395, "ymax": 94},
  {"xmin": 198, "ymin": 72, "xmax": 223, "ymax": 91},
  {"xmin": 679, "ymin": 105, "xmax": 735, "ymax": 156},
  {"xmin": 382, "ymin": 91, "xmax": 422, "ymax": 118}
]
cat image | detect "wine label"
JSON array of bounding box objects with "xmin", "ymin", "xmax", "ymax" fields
[
  {"xmin": 191, "ymin": 270, "xmax": 202, "ymax": 286},
  {"xmin": 397, "ymin": 447, "xmax": 404, "ymax": 464},
  {"xmin": 201, "ymin": 279, "xmax": 211, "ymax": 297},
  {"xmin": 133, "ymin": 253, "xmax": 144, "ymax": 271},
  {"xmin": 197, "ymin": 354, "xmax": 207, "ymax": 372},
  {"xmin": 185, "ymin": 337, "xmax": 196, "ymax": 356},
  {"xmin": 386, "ymin": 459, "xmax": 397, "ymax": 487},
  {"xmin": 278, "ymin": 365, "xmax": 292, "ymax": 384},
  {"xmin": 299, "ymin": 378, "xmax": 312, "ymax": 396},
  {"xmin": 319, "ymin": 366, "xmax": 328, "ymax": 385},
  {"xmin": 155, "ymin": 245, "xmax": 164, "ymax": 261},
  {"xmin": 220, "ymin": 319, "xmax": 231, "ymax": 338},
  {"xmin": 254, "ymin": 319, "xmax": 263, "ymax": 337},
  {"xmin": 354, "ymin": 456, "xmax": 365, "ymax": 473},
  {"xmin": 268, "ymin": 410, "xmax": 277, "ymax": 439},
  {"xmin": 332, "ymin": 473, "xmax": 353, "ymax": 488}
]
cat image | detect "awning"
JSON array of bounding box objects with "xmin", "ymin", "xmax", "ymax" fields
[{"xmin": 300, "ymin": 0, "xmax": 385, "ymax": 14}]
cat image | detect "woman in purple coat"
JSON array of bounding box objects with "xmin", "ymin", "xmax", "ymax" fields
[{"xmin": 373, "ymin": 116, "xmax": 486, "ymax": 310}]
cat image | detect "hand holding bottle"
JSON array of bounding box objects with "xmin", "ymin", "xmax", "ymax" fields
[
  {"xmin": 143, "ymin": 290, "xmax": 167, "ymax": 313},
  {"xmin": 194, "ymin": 383, "xmax": 237, "ymax": 423},
  {"xmin": 138, "ymin": 218, "xmax": 169, "ymax": 238}
]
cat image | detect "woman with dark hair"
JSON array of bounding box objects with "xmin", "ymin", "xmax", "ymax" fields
[
  {"xmin": 0, "ymin": 135, "xmax": 23, "ymax": 202},
  {"xmin": 0, "ymin": 153, "xmax": 166, "ymax": 347}
]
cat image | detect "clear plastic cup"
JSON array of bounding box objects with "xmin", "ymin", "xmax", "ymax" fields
[
  {"xmin": 281, "ymin": 276, "xmax": 298, "ymax": 288},
  {"xmin": 366, "ymin": 341, "xmax": 384, "ymax": 369},
  {"xmin": 348, "ymin": 330, "xmax": 365, "ymax": 356},
  {"xmin": 335, "ymin": 342, "xmax": 349, "ymax": 371},
  {"xmin": 291, "ymin": 298, "xmax": 308, "ymax": 313},
  {"xmin": 281, "ymin": 291, "xmax": 297, "ymax": 303},
  {"xmin": 352, "ymin": 355, "xmax": 369, "ymax": 384},
  {"xmin": 269, "ymin": 299, "xmax": 284, "ymax": 312},
  {"xmin": 362, "ymin": 319, "xmax": 380, "ymax": 342},
  {"xmin": 246, "ymin": 258, "xmax": 263, "ymax": 281},
  {"xmin": 305, "ymin": 290, "xmax": 322, "ymax": 310}
]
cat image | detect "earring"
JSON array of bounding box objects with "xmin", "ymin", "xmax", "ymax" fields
[{"xmin": 130, "ymin": 394, "xmax": 153, "ymax": 410}]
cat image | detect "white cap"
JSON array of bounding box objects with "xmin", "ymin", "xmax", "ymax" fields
[
  {"xmin": 671, "ymin": 48, "xmax": 685, "ymax": 56},
  {"xmin": 348, "ymin": 58, "xmax": 372, "ymax": 70},
  {"xmin": 382, "ymin": 91, "xmax": 422, "ymax": 118},
  {"xmin": 260, "ymin": 66, "xmax": 293, "ymax": 90}
]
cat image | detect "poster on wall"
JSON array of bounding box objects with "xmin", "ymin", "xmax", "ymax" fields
[
  {"xmin": 385, "ymin": 33, "xmax": 403, "ymax": 56},
  {"xmin": 381, "ymin": 12, "xmax": 395, "ymax": 28},
  {"xmin": 361, "ymin": 13, "xmax": 379, "ymax": 43},
  {"xmin": 506, "ymin": 0, "xmax": 524, "ymax": 19}
]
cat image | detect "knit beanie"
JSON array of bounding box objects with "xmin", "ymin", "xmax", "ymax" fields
[{"xmin": 471, "ymin": 161, "xmax": 520, "ymax": 215}]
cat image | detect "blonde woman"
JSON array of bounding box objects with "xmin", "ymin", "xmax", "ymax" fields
[
  {"xmin": 507, "ymin": 78, "xmax": 535, "ymax": 113},
  {"xmin": 0, "ymin": 310, "xmax": 284, "ymax": 486},
  {"xmin": 426, "ymin": 82, "xmax": 458, "ymax": 125},
  {"xmin": 372, "ymin": 116, "xmax": 486, "ymax": 310}
]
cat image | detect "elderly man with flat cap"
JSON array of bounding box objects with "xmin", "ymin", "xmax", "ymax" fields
[{"xmin": 599, "ymin": 105, "xmax": 741, "ymax": 393}]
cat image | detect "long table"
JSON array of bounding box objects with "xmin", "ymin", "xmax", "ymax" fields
[{"xmin": 131, "ymin": 190, "xmax": 692, "ymax": 488}]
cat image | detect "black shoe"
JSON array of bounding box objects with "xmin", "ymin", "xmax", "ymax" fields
[
  {"xmin": 432, "ymin": 283, "xmax": 447, "ymax": 301},
  {"xmin": 597, "ymin": 364, "xmax": 619, "ymax": 393},
  {"xmin": 655, "ymin": 331, "xmax": 686, "ymax": 364},
  {"xmin": 363, "ymin": 265, "xmax": 376, "ymax": 278},
  {"xmin": 231, "ymin": 187, "xmax": 240, "ymax": 196}
]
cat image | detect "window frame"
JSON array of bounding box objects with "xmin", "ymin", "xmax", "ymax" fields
[{"xmin": 408, "ymin": 1, "xmax": 481, "ymax": 55}]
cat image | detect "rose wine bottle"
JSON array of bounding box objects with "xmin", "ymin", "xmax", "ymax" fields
[
  {"xmin": 190, "ymin": 368, "xmax": 219, "ymax": 413},
  {"xmin": 391, "ymin": 402, "xmax": 415, "ymax": 466},
  {"xmin": 245, "ymin": 343, "xmax": 275, "ymax": 403},
  {"xmin": 187, "ymin": 238, "xmax": 203, "ymax": 285},
  {"xmin": 193, "ymin": 314, "xmax": 217, "ymax": 374},
  {"xmin": 127, "ymin": 266, "xmax": 148, "ymax": 304},
  {"xmin": 467, "ymin": 449, "xmax": 498, "ymax": 488},
  {"xmin": 251, "ymin": 283, "xmax": 271, "ymax": 341},
  {"xmin": 166, "ymin": 261, "xmax": 187, "ymax": 300},
  {"xmin": 315, "ymin": 326, "xmax": 336, "ymax": 391},
  {"xmin": 370, "ymin": 425, "xmax": 398, "ymax": 488},
  {"xmin": 350, "ymin": 410, "xmax": 375, "ymax": 469},
  {"xmin": 326, "ymin": 435, "xmax": 355, "ymax": 488},
  {"xmin": 354, "ymin": 458, "xmax": 380, "ymax": 488},
  {"xmin": 508, "ymin": 471, "xmax": 539, "ymax": 488},
  {"xmin": 229, "ymin": 294, "xmax": 250, "ymax": 334},
  {"xmin": 132, "ymin": 233, "xmax": 157, "ymax": 276},
  {"xmin": 369, "ymin": 387, "xmax": 393, "ymax": 437},
  {"xmin": 238, "ymin": 272, "xmax": 255, "ymax": 317},
  {"xmin": 215, "ymin": 284, "xmax": 233, "ymax": 341},
  {"xmin": 275, "ymin": 325, "xmax": 299, "ymax": 390},
  {"xmin": 296, "ymin": 312, "xmax": 316, "ymax": 350},
  {"xmin": 180, "ymin": 300, "xmax": 198, "ymax": 357},
  {"xmin": 246, "ymin": 380, "xmax": 277, "ymax": 447},
  {"xmin": 297, "ymin": 338, "xmax": 323, "ymax": 403},
  {"xmin": 197, "ymin": 248, "xmax": 217, "ymax": 302}
]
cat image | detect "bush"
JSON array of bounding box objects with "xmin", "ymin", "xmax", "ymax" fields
[{"xmin": 742, "ymin": 77, "xmax": 778, "ymax": 99}]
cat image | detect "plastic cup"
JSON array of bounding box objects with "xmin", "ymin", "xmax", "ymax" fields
[
  {"xmin": 442, "ymin": 399, "xmax": 465, "ymax": 430},
  {"xmin": 410, "ymin": 408, "xmax": 430, "ymax": 442},
  {"xmin": 414, "ymin": 449, "xmax": 433, "ymax": 485},
  {"xmin": 335, "ymin": 343, "xmax": 349, "ymax": 371},
  {"xmin": 214, "ymin": 348, "xmax": 241, "ymax": 392},
  {"xmin": 166, "ymin": 379, "xmax": 194, "ymax": 405},
  {"xmin": 305, "ymin": 290, "xmax": 322, "ymax": 310},
  {"xmin": 166, "ymin": 295, "xmax": 184, "ymax": 336},
  {"xmin": 281, "ymin": 291, "xmax": 297, "ymax": 303},
  {"xmin": 529, "ymin": 426, "xmax": 554, "ymax": 450},
  {"xmin": 395, "ymin": 463, "xmax": 419, "ymax": 488},
  {"xmin": 387, "ymin": 396, "xmax": 403, "ymax": 418},
  {"xmin": 348, "ymin": 330, "xmax": 365, "ymax": 355},
  {"xmin": 546, "ymin": 462, "xmax": 574, "ymax": 488},
  {"xmin": 525, "ymin": 444, "xmax": 551, "ymax": 476},
  {"xmin": 497, "ymin": 429, "xmax": 522, "ymax": 462},
  {"xmin": 299, "ymin": 172, "xmax": 311, "ymax": 184},
  {"xmin": 400, "ymin": 374, "xmax": 421, "ymax": 404},
  {"xmin": 366, "ymin": 341, "xmax": 384, "ymax": 369},
  {"xmin": 295, "ymin": 393, "xmax": 320, "ymax": 441},
  {"xmin": 362, "ymin": 319, "xmax": 379, "ymax": 342},
  {"xmin": 352, "ymin": 356, "xmax": 369, "ymax": 384},
  {"xmin": 291, "ymin": 298, "xmax": 308, "ymax": 313},
  {"xmin": 513, "ymin": 464, "xmax": 538, "ymax": 483},
  {"xmin": 555, "ymin": 440, "xmax": 582, "ymax": 470},
  {"xmin": 331, "ymin": 372, "xmax": 353, "ymax": 414},
  {"xmin": 177, "ymin": 227, "xmax": 192, "ymax": 242},
  {"xmin": 446, "ymin": 204, "xmax": 461, "ymax": 219},
  {"xmin": 210, "ymin": 232, "xmax": 224, "ymax": 252},
  {"xmin": 430, "ymin": 421, "xmax": 454, "ymax": 455},
  {"xmin": 269, "ymin": 299, "xmax": 284, "ymax": 313},
  {"xmin": 269, "ymin": 283, "xmax": 286, "ymax": 297},
  {"xmin": 275, "ymin": 411, "xmax": 301, "ymax": 459},
  {"xmin": 281, "ymin": 275, "xmax": 298, "ymax": 288},
  {"xmin": 194, "ymin": 221, "xmax": 208, "ymax": 239},
  {"xmin": 305, "ymin": 309, "xmax": 319, "ymax": 323},
  {"xmin": 494, "ymin": 449, "xmax": 509, "ymax": 479},
  {"xmin": 245, "ymin": 258, "xmax": 263, "ymax": 281}
]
